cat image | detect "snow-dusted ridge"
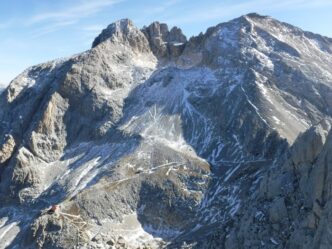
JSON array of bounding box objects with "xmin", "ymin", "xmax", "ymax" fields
[{"xmin": 0, "ymin": 13, "xmax": 332, "ymax": 248}]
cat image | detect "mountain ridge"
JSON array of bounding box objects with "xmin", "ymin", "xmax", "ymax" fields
[{"xmin": 0, "ymin": 13, "xmax": 332, "ymax": 249}]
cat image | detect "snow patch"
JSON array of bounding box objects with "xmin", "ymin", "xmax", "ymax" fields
[
  {"xmin": 0, "ymin": 221, "xmax": 20, "ymax": 249},
  {"xmin": 272, "ymin": 116, "xmax": 281, "ymax": 125}
]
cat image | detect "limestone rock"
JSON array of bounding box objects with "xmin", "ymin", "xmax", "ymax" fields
[
  {"xmin": 142, "ymin": 21, "xmax": 187, "ymax": 58},
  {"xmin": 29, "ymin": 92, "xmax": 69, "ymax": 162},
  {"xmin": 291, "ymin": 120, "xmax": 330, "ymax": 165},
  {"xmin": 92, "ymin": 19, "xmax": 150, "ymax": 53},
  {"xmin": 0, "ymin": 134, "xmax": 15, "ymax": 164}
]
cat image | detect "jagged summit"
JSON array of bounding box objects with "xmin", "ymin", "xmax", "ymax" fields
[
  {"xmin": 1, "ymin": 13, "xmax": 332, "ymax": 249},
  {"xmin": 244, "ymin": 12, "xmax": 269, "ymax": 18},
  {"xmin": 91, "ymin": 13, "xmax": 332, "ymax": 66},
  {"xmin": 92, "ymin": 18, "xmax": 135, "ymax": 47},
  {"xmin": 91, "ymin": 13, "xmax": 268, "ymax": 50},
  {"xmin": 91, "ymin": 18, "xmax": 151, "ymax": 53},
  {"xmin": 92, "ymin": 18, "xmax": 187, "ymax": 59},
  {"xmin": 142, "ymin": 21, "xmax": 187, "ymax": 58}
]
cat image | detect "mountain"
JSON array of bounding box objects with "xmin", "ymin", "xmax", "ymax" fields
[{"xmin": 0, "ymin": 13, "xmax": 332, "ymax": 249}]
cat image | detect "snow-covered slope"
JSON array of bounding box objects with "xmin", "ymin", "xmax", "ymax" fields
[{"xmin": 0, "ymin": 14, "xmax": 332, "ymax": 248}]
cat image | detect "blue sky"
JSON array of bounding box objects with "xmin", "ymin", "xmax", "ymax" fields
[{"xmin": 1, "ymin": 0, "xmax": 332, "ymax": 85}]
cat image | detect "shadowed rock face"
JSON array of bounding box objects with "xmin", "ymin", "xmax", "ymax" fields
[
  {"xmin": 142, "ymin": 21, "xmax": 187, "ymax": 59},
  {"xmin": 0, "ymin": 13, "xmax": 332, "ymax": 249}
]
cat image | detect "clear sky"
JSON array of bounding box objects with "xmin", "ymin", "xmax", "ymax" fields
[{"xmin": 1, "ymin": 0, "xmax": 332, "ymax": 85}]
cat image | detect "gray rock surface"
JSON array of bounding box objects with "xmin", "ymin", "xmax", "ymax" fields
[
  {"xmin": 0, "ymin": 13, "xmax": 332, "ymax": 248},
  {"xmin": 142, "ymin": 22, "xmax": 187, "ymax": 59},
  {"xmin": 0, "ymin": 134, "xmax": 15, "ymax": 164}
]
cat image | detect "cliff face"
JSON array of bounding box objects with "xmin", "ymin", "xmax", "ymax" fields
[{"xmin": 0, "ymin": 13, "xmax": 332, "ymax": 249}]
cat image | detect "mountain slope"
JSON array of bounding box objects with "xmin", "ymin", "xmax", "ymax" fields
[{"xmin": 0, "ymin": 13, "xmax": 332, "ymax": 249}]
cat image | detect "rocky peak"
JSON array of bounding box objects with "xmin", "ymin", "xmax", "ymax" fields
[
  {"xmin": 91, "ymin": 19, "xmax": 188, "ymax": 59},
  {"xmin": 92, "ymin": 18, "xmax": 150, "ymax": 53},
  {"xmin": 92, "ymin": 18, "xmax": 188, "ymax": 59},
  {"xmin": 243, "ymin": 12, "xmax": 269, "ymax": 20},
  {"xmin": 142, "ymin": 21, "xmax": 187, "ymax": 58}
]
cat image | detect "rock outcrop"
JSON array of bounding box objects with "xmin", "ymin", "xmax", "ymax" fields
[
  {"xmin": 0, "ymin": 134, "xmax": 15, "ymax": 164},
  {"xmin": 92, "ymin": 19, "xmax": 151, "ymax": 54},
  {"xmin": 0, "ymin": 13, "xmax": 332, "ymax": 249},
  {"xmin": 142, "ymin": 22, "xmax": 187, "ymax": 59}
]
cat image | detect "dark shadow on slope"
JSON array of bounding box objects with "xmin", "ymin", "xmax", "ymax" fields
[
  {"xmin": 0, "ymin": 204, "xmax": 44, "ymax": 249},
  {"xmin": 135, "ymin": 179, "xmax": 203, "ymax": 243},
  {"xmin": 107, "ymin": 65, "xmax": 290, "ymax": 245},
  {"xmin": 111, "ymin": 66, "xmax": 287, "ymax": 164},
  {"xmin": 38, "ymin": 132, "xmax": 142, "ymax": 204}
]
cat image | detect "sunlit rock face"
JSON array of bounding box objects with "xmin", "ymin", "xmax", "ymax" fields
[{"xmin": 0, "ymin": 13, "xmax": 332, "ymax": 249}]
